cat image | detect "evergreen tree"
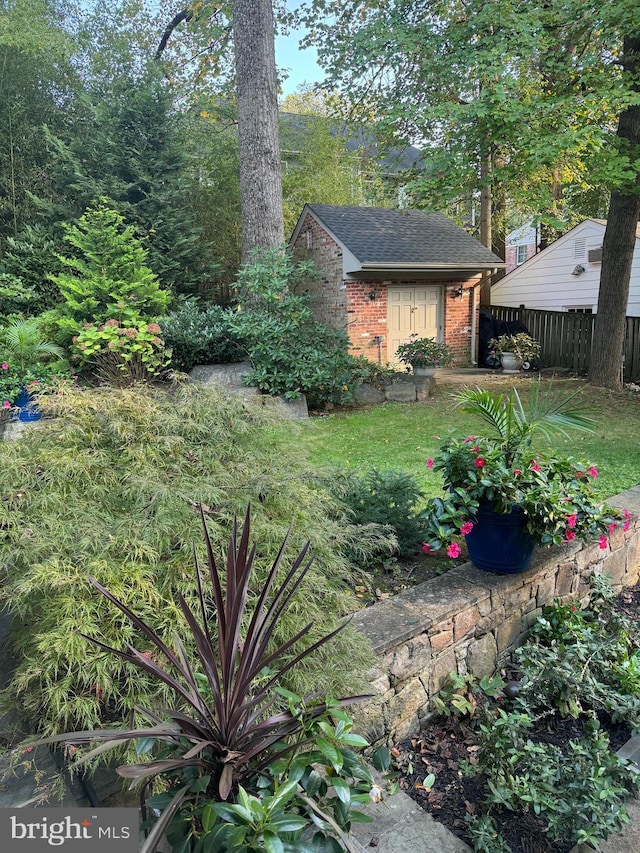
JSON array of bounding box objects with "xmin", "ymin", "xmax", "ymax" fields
[
  {"xmin": 49, "ymin": 201, "xmax": 170, "ymax": 343},
  {"xmin": 35, "ymin": 70, "xmax": 216, "ymax": 297}
]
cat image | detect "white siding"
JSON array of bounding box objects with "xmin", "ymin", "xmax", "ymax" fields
[{"xmin": 492, "ymin": 220, "xmax": 640, "ymax": 317}]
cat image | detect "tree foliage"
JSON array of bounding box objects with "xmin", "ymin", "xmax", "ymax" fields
[{"xmin": 299, "ymin": 0, "xmax": 638, "ymax": 234}]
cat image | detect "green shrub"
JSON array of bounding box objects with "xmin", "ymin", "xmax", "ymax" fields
[
  {"xmin": 0, "ymin": 384, "xmax": 381, "ymax": 736},
  {"xmin": 160, "ymin": 300, "xmax": 246, "ymax": 372},
  {"xmin": 71, "ymin": 319, "xmax": 171, "ymax": 384},
  {"xmin": 227, "ymin": 247, "xmax": 357, "ymax": 407},
  {"xmin": 0, "ymin": 225, "xmax": 64, "ymax": 314},
  {"xmin": 47, "ymin": 201, "xmax": 170, "ymax": 345},
  {"xmin": 328, "ymin": 467, "xmax": 426, "ymax": 558},
  {"xmin": 461, "ymin": 575, "xmax": 640, "ymax": 852},
  {"xmin": 514, "ymin": 576, "xmax": 640, "ymax": 726}
]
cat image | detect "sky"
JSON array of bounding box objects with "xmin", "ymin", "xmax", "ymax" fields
[{"xmin": 274, "ymin": 5, "xmax": 323, "ymax": 96}]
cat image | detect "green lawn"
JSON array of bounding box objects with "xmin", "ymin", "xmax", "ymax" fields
[{"xmin": 299, "ymin": 377, "xmax": 640, "ymax": 499}]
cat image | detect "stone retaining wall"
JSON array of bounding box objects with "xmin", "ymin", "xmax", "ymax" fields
[{"xmin": 352, "ymin": 486, "xmax": 640, "ymax": 748}]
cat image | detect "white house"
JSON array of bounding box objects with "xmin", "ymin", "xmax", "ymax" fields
[
  {"xmin": 505, "ymin": 222, "xmax": 538, "ymax": 273},
  {"xmin": 492, "ymin": 219, "xmax": 640, "ymax": 316}
]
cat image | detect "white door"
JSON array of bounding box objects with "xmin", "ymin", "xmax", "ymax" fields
[{"xmin": 388, "ymin": 286, "xmax": 441, "ymax": 362}]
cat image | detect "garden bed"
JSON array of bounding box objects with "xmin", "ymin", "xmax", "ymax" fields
[{"xmin": 391, "ymin": 580, "xmax": 640, "ymax": 853}]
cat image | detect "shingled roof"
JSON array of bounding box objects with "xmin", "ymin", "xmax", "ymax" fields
[{"xmin": 291, "ymin": 204, "xmax": 505, "ymax": 279}]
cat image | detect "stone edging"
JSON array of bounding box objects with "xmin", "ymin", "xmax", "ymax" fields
[{"xmin": 352, "ymin": 486, "xmax": 640, "ymax": 748}]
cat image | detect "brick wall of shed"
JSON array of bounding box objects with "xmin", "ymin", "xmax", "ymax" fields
[
  {"xmin": 346, "ymin": 280, "xmax": 389, "ymax": 362},
  {"xmin": 443, "ymin": 282, "xmax": 478, "ymax": 366},
  {"xmin": 290, "ymin": 214, "xmax": 347, "ymax": 329}
]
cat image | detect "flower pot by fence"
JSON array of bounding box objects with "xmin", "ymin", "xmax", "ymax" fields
[
  {"xmin": 13, "ymin": 388, "xmax": 42, "ymax": 422},
  {"xmin": 465, "ymin": 501, "xmax": 536, "ymax": 574},
  {"xmin": 500, "ymin": 352, "xmax": 523, "ymax": 373}
]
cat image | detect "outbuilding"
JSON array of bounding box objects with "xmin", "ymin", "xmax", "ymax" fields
[{"xmin": 289, "ymin": 204, "xmax": 505, "ymax": 365}]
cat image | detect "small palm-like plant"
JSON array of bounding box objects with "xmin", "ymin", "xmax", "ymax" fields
[
  {"xmin": 37, "ymin": 506, "xmax": 371, "ymax": 852},
  {"xmin": 2, "ymin": 318, "xmax": 65, "ymax": 372},
  {"xmin": 453, "ymin": 381, "xmax": 595, "ymax": 465}
]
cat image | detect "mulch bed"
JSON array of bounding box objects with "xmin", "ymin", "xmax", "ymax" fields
[{"xmin": 391, "ymin": 582, "xmax": 640, "ymax": 853}]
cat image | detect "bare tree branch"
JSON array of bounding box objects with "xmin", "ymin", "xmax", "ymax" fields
[{"xmin": 155, "ymin": 9, "xmax": 193, "ymax": 60}]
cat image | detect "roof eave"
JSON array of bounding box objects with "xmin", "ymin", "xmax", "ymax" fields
[{"xmin": 349, "ymin": 261, "xmax": 506, "ymax": 275}]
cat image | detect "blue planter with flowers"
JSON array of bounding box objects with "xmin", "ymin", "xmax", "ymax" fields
[
  {"xmin": 13, "ymin": 387, "xmax": 42, "ymax": 422},
  {"xmin": 465, "ymin": 502, "xmax": 536, "ymax": 574}
]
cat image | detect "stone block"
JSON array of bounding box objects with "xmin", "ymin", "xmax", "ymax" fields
[
  {"xmin": 387, "ymin": 677, "xmax": 429, "ymax": 738},
  {"xmin": 503, "ymin": 583, "xmax": 535, "ymax": 613},
  {"xmin": 352, "ymin": 701, "xmax": 387, "ymax": 745},
  {"xmin": 388, "ymin": 634, "xmax": 432, "ymax": 684},
  {"xmin": 576, "ymin": 542, "xmax": 601, "ymax": 572},
  {"xmin": 385, "ymin": 382, "xmax": 417, "ymax": 403},
  {"xmin": 603, "ymin": 547, "xmax": 627, "ymax": 585},
  {"xmin": 522, "ymin": 607, "xmax": 542, "ymax": 630},
  {"xmin": 353, "ymin": 383, "xmax": 386, "ymax": 405},
  {"xmin": 190, "ymin": 361, "xmax": 253, "ymax": 388},
  {"xmin": 475, "ymin": 605, "xmax": 506, "ymax": 636},
  {"xmin": 369, "ymin": 673, "xmax": 391, "ymax": 696},
  {"xmin": 414, "ymin": 376, "xmax": 436, "ymax": 401},
  {"xmin": 555, "ymin": 562, "xmax": 576, "ymax": 597},
  {"xmin": 477, "ymin": 595, "xmax": 492, "ymax": 617},
  {"xmin": 536, "ymin": 574, "xmax": 557, "ymax": 607},
  {"xmin": 608, "ymin": 524, "xmax": 626, "ymax": 551},
  {"xmin": 261, "ymin": 394, "xmax": 309, "ymax": 419},
  {"xmin": 496, "ymin": 613, "xmax": 524, "ymax": 654},
  {"xmin": 430, "ymin": 648, "xmax": 458, "ymax": 696},
  {"xmin": 430, "ymin": 627, "xmax": 454, "ymax": 654},
  {"xmin": 625, "ymin": 531, "xmax": 640, "ymax": 581},
  {"xmin": 466, "ymin": 632, "xmax": 497, "ymax": 678},
  {"xmin": 454, "ymin": 606, "xmax": 480, "ymax": 640}
]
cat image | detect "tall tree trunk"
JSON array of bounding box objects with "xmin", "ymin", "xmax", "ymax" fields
[
  {"xmin": 479, "ymin": 147, "xmax": 492, "ymax": 307},
  {"xmin": 589, "ymin": 35, "xmax": 640, "ymax": 390},
  {"xmin": 232, "ymin": 0, "xmax": 284, "ymax": 261}
]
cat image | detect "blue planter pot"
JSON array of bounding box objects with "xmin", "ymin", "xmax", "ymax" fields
[
  {"xmin": 13, "ymin": 387, "xmax": 42, "ymax": 422},
  {"xmin": 465, "ymin": 502, "xmax": 536, "ymax": 574}
]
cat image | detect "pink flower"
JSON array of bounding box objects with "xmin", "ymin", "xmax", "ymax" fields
[
  {"xmin": 530, "ymin": 461, "xmax": 541, "ymax": 473},
  {"xmin": 2, "ymin": 400, "xmax": 10, "ymax": 408},
  {"xmin": 447, "ymin": 542, "xmax": 462, "ymax": 558},
  {"xmin": 566, "ymin": 513, "xmax": 577, "ymax": 529},
  {"xmin": 564, "ymin": 530, "xmax": 576, "ymax": 541},
  {"xmin": 513, "ymin": 469, "xmax": 522, "ymax": 476},
  {"xmin": 623, "ymin": 509, "xmax": 632, "ymax": 520},
  {"xmin": 1, "ymin": 363, "xmax": 7, "ymax": 370},
  {"xmin": 426, "ymin": 458, "xmax": 434, "ymax": 469},
  {"xmin": 472, "ymin": 445, "xmax": 480, "ymax": 453},
  {"xmin": 624, "ymin": 520, "xmax": 630, "ymax": 531},
  {"xmin": 147, "ymin": 323, "xmax": 162, "ymax": 334},
  {"xmin": 598, "ymin": 535, "xmax": 608, "ymax": 550},
  {"xmin": 474, "ymin": 457, "xmax": 486, "ymax": 468},
  {"xmin": 463, "ymin": 435, "xmax": 476, "ymax": 443},
  {"xmin": 588, "ymin": 466, "xmax": 598, "ymax": 478},
  {"xmin": 460, "ymin": 521, "xmax": 474, "ymax": 536},
  {"xmin": 608, "ymin": 522, "xmax": 618, "ymax": 534},
  {"xmin": 422, "ymin": 543, "xmax": 434, "ymax": 554}
]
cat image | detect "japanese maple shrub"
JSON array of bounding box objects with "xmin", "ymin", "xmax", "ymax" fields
[{"xmin": 38, "ymin": 507, "xmax": 376, "ymax": 853}]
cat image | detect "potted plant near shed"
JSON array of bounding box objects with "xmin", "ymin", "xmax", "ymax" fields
[
  {"xmin": 421, "ymin": 384, "xmax": 629, "ymax": 574},
  {"xmin": 395, "ymin": 335, "xmax": 454, "ymax": 376},
  {"xmin": 488, "ymin": 333, "xmax": 540, "ymax": 373}
]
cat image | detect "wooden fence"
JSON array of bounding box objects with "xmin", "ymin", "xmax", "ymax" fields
[{"xmin": 491, "ymin": 305, "xmax": 640, "ymax": 383}]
